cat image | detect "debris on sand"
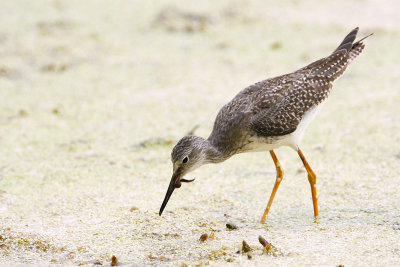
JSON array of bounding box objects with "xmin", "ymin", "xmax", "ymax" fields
[
  {"xmin": 185, "ymin": 124, "xmax": 199, "ymax": 136},
  {"xmin": 152, "ymin": 6, "xmax": 211, "ymax": 33},
  {"xmin": 111, "ymin": 255, "xmax": 118, "ymax": 266},
  {"xmin": 132, "ymin": 137, "xmax": 173, "ymax": 148},
  {"xmin": 18, "ymin": 109, "xmax": 28, "ymax": 117},
  {"xmin": 226, "ymin": 223, "xmax": 238, "ymax": 230},
  {"xmin": 164, "ymin": 233, "xmax": 180, "ymax": 238},
  {"xmin": 40, "ymin": 63, "xmax": 68, "ymax": 72},
  {"xmin": 270, "ymin": 41, "xmax": 282, "ymax": 50},
  {"xmin": 129, "ymin": 206, "xmax": 139, "ymax": 212},
  {"xmin": 0, "ymin": 66, "xmax": 21, "ymax": 79},
  {"xmin": 241, "ymin": 240, "xmax": 251, "ymax": 253},
  {"xmin": 52, "ymin": 108, "xmax": 60, "ymax": 115},
  {"xmin": 199, "ymin": 233, "xmax": 208, "ymax": 242},
  {"xmin": 209, "ymin": 249, "xmax": 227, "ymax": 260},
  {"xmin": 258, "ymin": 235, "xmax": 282, "ymax": 256},
  {"xmin": 160, "ymin": 255, "xmax": 169, "ymax": 261},
  {"xmin": 258, "ymin": 235, "xmax": 269, "ymax": 248},
  {"xmin": 79, "ymin": 259, "xmax": 102, "ymax": 265}
]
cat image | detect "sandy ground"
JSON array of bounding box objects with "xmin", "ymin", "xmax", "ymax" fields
[{"xmin": 0, "ymin": 0, "xmax": 399, "ymax": 266}]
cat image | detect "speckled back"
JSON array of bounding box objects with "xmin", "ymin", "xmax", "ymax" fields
[{"xmin": 208, "ymin": 28, "xmax": 368, "ymax": 155}]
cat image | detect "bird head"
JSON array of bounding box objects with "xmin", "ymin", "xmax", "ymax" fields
[{"xmin": 159, "ymin": 136, "xmax": 207, "ymax": 216}]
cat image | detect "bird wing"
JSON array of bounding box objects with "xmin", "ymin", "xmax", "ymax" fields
[
  {"xmin": 249, "ymin": 27, "xmax": 369, "ymax": 137},
  {"xmin": 248, "ymin": 71, "xmax": 330, "ymax": 136}
]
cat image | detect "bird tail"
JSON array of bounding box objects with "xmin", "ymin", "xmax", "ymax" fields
[
  {"xmin": 314, "ymin": 27, "xmax": 373, "ymax": 80},
  {"xmin": 333, "ymin": 27, "xmax": 360, "ymax": 54},
  {"xmin": 347, "ymin": 32, "xmax": 373, "ymax": 63},
  {"xmin": 332, "ymin": 27, "xmax": 373, "ymax": 62}
]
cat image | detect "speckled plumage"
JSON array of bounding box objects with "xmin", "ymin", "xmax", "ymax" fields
[
  {"xmin": 207, "ymin": 27, "xmax": 368, "ymax": 157},
  {"xmin": 160, "ymin": 28, "xmax": 371, "ymax": 218}
]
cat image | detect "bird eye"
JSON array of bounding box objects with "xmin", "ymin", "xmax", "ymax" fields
[{"xmin": 182, "ymin": 156, "xmax": 188, "ymax": 163}]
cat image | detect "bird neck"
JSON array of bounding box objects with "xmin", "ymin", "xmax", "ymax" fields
[{"xmin": 202, "ymin": 139, "xmax": 226, "ymax": 164}]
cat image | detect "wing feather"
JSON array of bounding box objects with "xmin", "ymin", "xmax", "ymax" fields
[{"xmin": 249, "ymin": 28, "xmax": 370, "ymax": 137}]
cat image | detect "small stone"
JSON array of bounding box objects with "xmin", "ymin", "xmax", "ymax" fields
[
  {"xmin": 242, "ymin": 240, "xmax": 251, "ymax": 253},
  {"xmin": 393, "ymin": 223, "xmax": 400, "ymax": 230},
  {"xmin": 18, "ymin": 109, "xmax": 28, "ymax": 117},
  {"xmin": 129, "ymin": 206, "xmax": 139, "ymax": 212},
  {"xmin": 247, "ymin": 254, "xmax": 252, "ymax": 260},
  {"xmin": 258, "ymin": 235, "xmax": 269, "ymax": 247},
  {"xmin": 200, "ymin": 233, "xmax": 208, "ymax": 242},
  {"xmin": 209, "ymin": 232, "xmax": 215, "ymax": 239},
  {"xmin": 270, "ymin": 42, "xmax": 282, "ymax": 50},
  {"xmin": 226, "ymin": 223, "xmax": 238, "ymax": 230},
  {"xmin": 111, "ymin": 255, "xmax": 118, "ymax": 266}
]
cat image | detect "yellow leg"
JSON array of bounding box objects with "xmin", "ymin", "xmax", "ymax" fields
[
  {"xmin": 297, "ymin": 148, "xmax": 319, "ymax": 217},
  {"xmin": 260, "ymin": 150, "xmax": 284, "ymax": 223}
]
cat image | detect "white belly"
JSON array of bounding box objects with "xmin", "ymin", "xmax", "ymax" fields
[
  {"xmin": 243, "ymin": 103, "xmax": 324, "ymax": 152},
  {"xmin": 288, "ymin": 102, "xmax": 324, "ymax": 149}
]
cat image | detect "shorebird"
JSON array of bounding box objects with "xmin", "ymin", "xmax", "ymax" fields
[{"xmin": 159, "ymin": 27, "xmax": 371, "ymax": 223}]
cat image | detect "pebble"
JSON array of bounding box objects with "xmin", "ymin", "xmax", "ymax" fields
[
  {"xmin": 226, "ymin": 223, "xmax": 238, "ymax": 230},
  {"xmin": 200, "ymin": 233, "xmax": 208, "ymax": 241},
  {"xmin": 258, "ymin": 235, "xmax": 270, "ymax": 247},
  {"xmin": 111, "ymin": 255, "xmax": 118, "ymax": 266},
  {"xmin": 129, "ymin": 206, "xmax": 139, "ymax": 212},
  {"xmin": 242, "ymin": 240, "xmax": 251, "ymax": 253}
]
